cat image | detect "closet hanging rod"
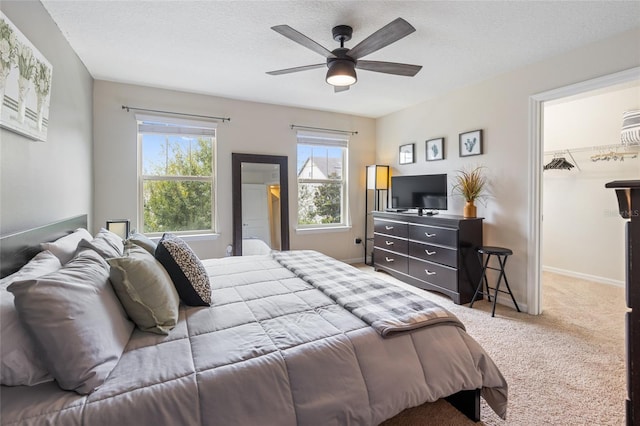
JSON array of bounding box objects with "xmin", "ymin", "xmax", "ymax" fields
[
  {"xmin": 544, "ymin": 143, "xmax": 639, "ymax": 156},
  {"xmin": 567, "ymin": 150, "xmax": 581, "ymax": 172},
  {"xmin": 290, "ymin": 124, "xmax": 358, "ymax": 135},
  {"xmin": 122, "ymin": 105, "xmax": 231, "ymax": 122}
]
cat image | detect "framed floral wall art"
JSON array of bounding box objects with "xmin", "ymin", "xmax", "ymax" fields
[{"xmin": 0, "ymin": 12, "xmax": 52, "ymax": 142}]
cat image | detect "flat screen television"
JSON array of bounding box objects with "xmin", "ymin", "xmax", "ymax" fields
[{"xmin": 390, "ymin": 174, "xmax": 448, "ymax": 211}]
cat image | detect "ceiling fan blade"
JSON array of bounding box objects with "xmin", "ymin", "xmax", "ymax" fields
[
  {"xmin": 334, "ymin": 85, "xmax": 350, "ymax": 93},
  {"xmin": 266, "ymin": 63, "xmax": 326, "ymax": 75},
  {"xmin": 271, "ymin": 25, "xmax": 335, "ymax": 58},
  {"xmin": 348, "ymin": 18, "xmax": 416, "ymax": 60},
  {"xmin": 356, "ymin": 60, "xmax": 422, "ymax": 76}
]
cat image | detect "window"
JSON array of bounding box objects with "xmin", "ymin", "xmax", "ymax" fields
[
  {"xmin": 137, "ymin": 115, "xmax": 216, "ymax": 236},
  {"xmin": 296, "ymin": 130, "xmax": 349, "ymax": 227}
]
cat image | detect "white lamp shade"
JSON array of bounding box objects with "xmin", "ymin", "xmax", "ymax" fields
[{"xmin": 367, "ymin": 165, "xmax": 389, "ymax": 190}]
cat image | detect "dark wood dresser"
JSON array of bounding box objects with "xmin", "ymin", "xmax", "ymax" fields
[
  {"xmin": 605, "ymin": 180, "xmax": 639, "ymax": 426},
  {"xmin": 372, "ymin": 211, "xmax": 483, "ymax": 304}
]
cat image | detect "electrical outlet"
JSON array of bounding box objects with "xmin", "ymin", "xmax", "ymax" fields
[{"xmin": 354, "ymin": 237, "xmax": 362, "ymax": 245}]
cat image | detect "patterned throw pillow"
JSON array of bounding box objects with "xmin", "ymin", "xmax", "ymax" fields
[{"xmin": 155, "ymin": 233, "xmax": 211, "ymax": 306}]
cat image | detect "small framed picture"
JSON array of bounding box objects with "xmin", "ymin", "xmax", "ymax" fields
[
  {"xmin": 459, "ymin": 129, "xmax": 483, "ymax": 157},
  {"xmin": 399, "ymin": 143, "xmax": 415, "ymax": 164},
  {"xmin": 425, "ymin": 138, "xmax": 444, "ymax": 161}
]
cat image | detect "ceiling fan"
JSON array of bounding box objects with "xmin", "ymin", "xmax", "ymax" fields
[{"xmin": 266, "ymin": 18, "xmax": 422, "ymax": 92}]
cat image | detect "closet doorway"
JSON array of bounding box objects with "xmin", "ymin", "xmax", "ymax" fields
[
  {"xmin": 528, "ymin": 67, "xmax": 640, "ymax": 315},
  {"xmin": 542, "ymin": 81, "xmax": 639, "ymax": 290}
]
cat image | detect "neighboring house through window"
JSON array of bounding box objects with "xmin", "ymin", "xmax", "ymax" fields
[
  {"xmin": 137, "ymin": 115, "xmax": 217, "ymax": 236},
  {"xmin": 296, "ymin": 130, "xmax": 349, "ymax": 228}
]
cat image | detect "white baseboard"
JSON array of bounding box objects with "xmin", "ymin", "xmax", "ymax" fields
[
  {"xmin": 542, "ymin": 265, "xmax": 624, "ymax": 288},
  {"xmin": 343, "ymin": 257, "xmax": 365, "ymax": 265}
]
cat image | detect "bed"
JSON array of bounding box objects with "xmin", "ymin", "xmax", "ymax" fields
[{"xmin": 0, "ymin": 215, "xmax": 507, "ymax": 425}]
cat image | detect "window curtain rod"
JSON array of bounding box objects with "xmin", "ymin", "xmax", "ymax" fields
[
  {"xmin": 290, "ymin": 124, "xmax": 358, "ymax": 135},
  {"xmin": 122, "ymin": 105, "xmax": 231, "ymax": 123}
]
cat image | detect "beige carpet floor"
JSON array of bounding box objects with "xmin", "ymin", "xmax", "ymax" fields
[{"xmin": 356, "ymin": 267, "xmax": 627, "ymax": 425}]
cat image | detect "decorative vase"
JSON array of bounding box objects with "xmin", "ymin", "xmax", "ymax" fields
[
  {"xmin": 463, "ymin": 200, "xmax": 477, "ymax": 218},
  {"xmin": 35, "ymin": 93, "xmax": 45, "ymax": 131},
  {"xmin": 17, "ymin": 75, "xmax": 31, "ymax": 124},
  {"xmin": 0, "ymin": 66, "xmax": 10, "ymax": 108}
]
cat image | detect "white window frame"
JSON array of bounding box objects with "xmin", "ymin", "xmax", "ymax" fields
[
  {"xmin": 296, "ymin": 130, "xmax": 350, "ymax": 230},
  {"xmin": 136, "ymin": 113, "xmax": 218, "ymax": 237}
]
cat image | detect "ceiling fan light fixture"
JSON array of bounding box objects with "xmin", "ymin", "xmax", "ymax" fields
[{"xmin": 326, "ymin": 60, "xmax": 357, "ymax": 86}]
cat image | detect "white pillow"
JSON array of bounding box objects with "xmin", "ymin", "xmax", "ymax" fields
[
  {"xmin": 41, "ymin": 228, "xmax": 93, "ymax": 264},
  {"xmin": 78, "ymin": 228, "xmax": 124, "ymax": 259},
  {"xmin": 0, "ymin": 250, "xmax": 61, "ymax": 386}
]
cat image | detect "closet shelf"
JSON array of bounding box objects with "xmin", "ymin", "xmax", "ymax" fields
[
  {"xmin": 544, "ymin": 143, "xmax": 639, "ymax": 156},
  {"xmin": 544, "ymin": 143, "xmax": 639, "ymax": 171}
]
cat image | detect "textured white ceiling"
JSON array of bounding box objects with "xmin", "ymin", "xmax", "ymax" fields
[{"xmin": 41, "ymin": 1, "xmax": 640, "ymax": 118}]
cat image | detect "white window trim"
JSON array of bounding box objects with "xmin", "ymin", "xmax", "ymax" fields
[
  {"xmin": 136, "ymin": 114, "xmax": 218, "ymax": 237},
  {"xmin": 295, "ymin": 225, "xmax": 352, "ymax": 234},
  {"xmin": 296, "ymin": 130, "xmax": 350, "ymax": 230},
  {"xmin": 147, "ymin": 233, "xmax": 220, "ymax": 243}
]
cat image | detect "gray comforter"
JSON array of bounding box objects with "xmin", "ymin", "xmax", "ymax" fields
[{"xmin": 1, "ymin": 253, "xmax": 507, "ymax": 425}]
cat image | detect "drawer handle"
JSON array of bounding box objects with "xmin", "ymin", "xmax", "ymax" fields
[
  {"xmin": 385, "ymin": 241, "xmax": 394, "ymax": 246},
  {"xmin": 425, "ymin": 232, "xmax": 436, "ymax": 238},
  {"xmin": 425, "ymin": 250, "xmax": 436, "ymax": 255},
  {"xmin": 385, "ymin": 257, "xmax": 395, "ymax": 262},
  {"xmin": 385, "ymin": 226, "xmax": 394, "ymax": 230},
  {"xmin": 424, "ymin": 269, "xmax": 437, "ymax": 276}
]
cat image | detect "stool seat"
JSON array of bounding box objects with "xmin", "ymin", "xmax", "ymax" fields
[
  {"xmin": 469, "ymin": 246, "xmax": 520, "ymax": 317},
  {"xmin": 477, "ymin": 246, "xmax": 513, "ymax": 256}
]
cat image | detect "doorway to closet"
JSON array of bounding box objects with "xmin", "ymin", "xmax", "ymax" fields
[
  {"xmin": 541, "ymin": 80, "xmax": 639, "ymax": 297},
  {"xmin": 539, "ymin": 79, "xmax": 638, "ymax": 350},
  {"xmin": 528, "ymin": 67, "xmax": 640, "ymax": 316}
]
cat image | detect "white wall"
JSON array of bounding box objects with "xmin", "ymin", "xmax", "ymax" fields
[
  {"xmin": 0, "ymin": 1, "xmax": 93, "ymax": 234},
  {"xmin": 376, "ymin": 28, "xmax": 640, "ymax": 311},
  {"xmin": 542, "ymin": 84, "xmax": 640, "ymax": 285},
  {"xmin": 93, "ymin": 81, "xmax": 376, "ymax": 261}
]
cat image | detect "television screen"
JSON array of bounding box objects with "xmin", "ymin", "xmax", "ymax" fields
[{"xmin": 391, "ymin": 174, "xmax": 448, "ymax": 210}]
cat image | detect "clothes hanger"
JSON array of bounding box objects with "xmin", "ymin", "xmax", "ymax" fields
[{"xmin": 544, "ymin": 156, "xmax": 574, "ymax": 170}]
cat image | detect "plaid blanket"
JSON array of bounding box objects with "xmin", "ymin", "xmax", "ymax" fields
[{"xmin": 272, "ymin": 250, "xmax": 464, "ymax": 337}]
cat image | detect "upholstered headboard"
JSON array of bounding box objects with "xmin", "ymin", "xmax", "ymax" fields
[{"xmin": 0, "ymin": 215, "xmax": 88, "ymax": 278}]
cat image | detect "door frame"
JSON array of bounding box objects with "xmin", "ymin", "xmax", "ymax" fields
[{"xmin": 527, "ymin": 66, "xmax": 640, "ymax": 314}]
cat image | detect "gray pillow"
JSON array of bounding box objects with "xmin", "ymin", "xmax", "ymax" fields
[
  {"xmin": 0, "ymin": 250, "xmax": 60, "ymax": 386},
  {"xmin": 108, "ymin": 242, "xmax": 180, "ymax": 335},
  {"xmin": 77, "ymin": 228, "xmax": 124, "ymax": 259},
  {"xmin": 8, "ymin": 249, "xmax": 134, "ymax": 395},
  {"xmin": 127, "ymin": 232, "xmax": 157, "ymax": 255}
]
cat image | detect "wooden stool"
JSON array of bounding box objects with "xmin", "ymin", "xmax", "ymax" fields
[{"xmin": 469, "ymin": 246, "xmax": 521, "ymax": 317}]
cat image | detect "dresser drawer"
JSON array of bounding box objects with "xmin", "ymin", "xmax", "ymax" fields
[
  {"xmin": 409, "ymin": 224, "xmax": 457, "ymax": 247},
  {"xmin": 374, "ymin": 219, "xmax": 408, "ymax": 239},
  {"xmin": 374, "ymin": 233, "xmax": 408, "ymax": 254},
  {"xmin": 409, "ymin": 241, "xmax": 457, "ymax": 268},
  {"xmin": 409, "ymin": 258, "xmax": 457, "ymax": 292},
  {"xmin": 374, "ymin": 248, "xmax": 408, "ymax": 274}
]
